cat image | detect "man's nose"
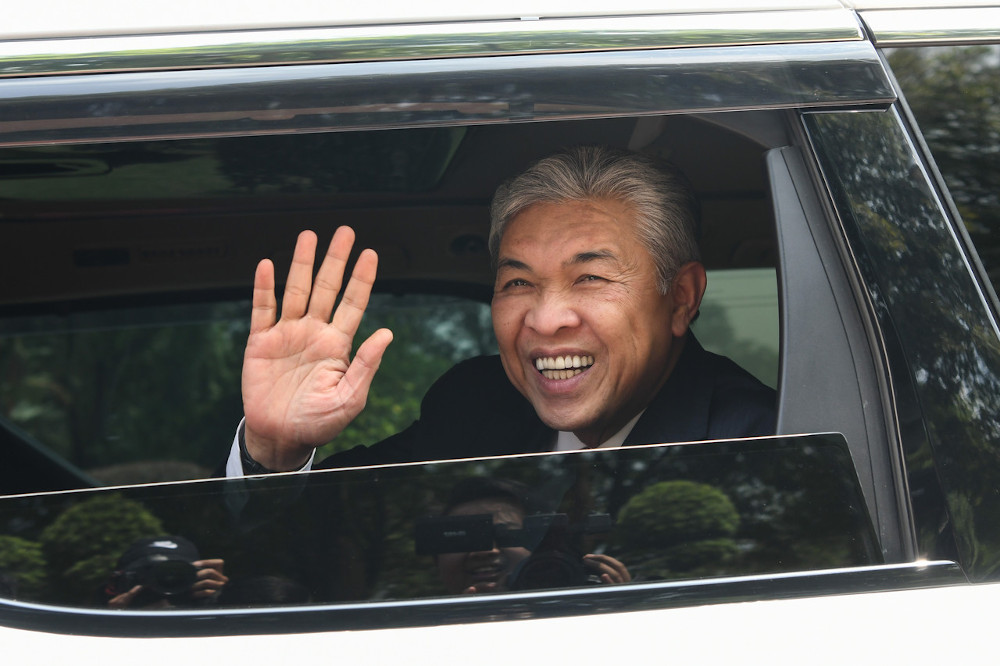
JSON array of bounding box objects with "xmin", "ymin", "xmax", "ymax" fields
[{"xmin": 523, "ymin": 291, "xmax": 581, "ymax": 335}]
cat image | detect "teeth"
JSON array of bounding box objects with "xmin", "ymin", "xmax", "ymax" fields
[{"xmin": 534, "ymin": 355, "xmax": 594, "ymax": 379}]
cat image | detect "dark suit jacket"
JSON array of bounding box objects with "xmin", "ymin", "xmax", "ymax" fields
[{"xmin": 318, "ymin": 335, "xmax": 776, "ymax": 469}]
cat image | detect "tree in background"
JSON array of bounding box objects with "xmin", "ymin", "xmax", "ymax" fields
[
  {"xmin": 614, "ymin": 480, "xmax": 738, "ymax": 579},
  {"xmin": 38, "ymin": 493, "xmax": 164, "ymax": 604},
  {"xmin": 0, "ymin": 535, "xmax": 47, "ymax": 600}
]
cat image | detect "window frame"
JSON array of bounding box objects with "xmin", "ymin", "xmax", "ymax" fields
[{"xmin": 1, "ymin": 29, "xmax": 945, "ymax": 635}]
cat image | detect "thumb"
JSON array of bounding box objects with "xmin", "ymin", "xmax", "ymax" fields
[{"xmin": 341, "ymin": 328, "xmax": 393, "ymax": 397}]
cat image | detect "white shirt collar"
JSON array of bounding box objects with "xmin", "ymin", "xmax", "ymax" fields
[{"xmin": 553, "ymin": 410, "xmax": 645, "ymax": 452}]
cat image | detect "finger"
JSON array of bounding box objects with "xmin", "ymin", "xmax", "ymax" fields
[
  {"xmin": 250, "ymin": 259, "xmax": 277, "ymax": 334},
  {"xmin": 108, "ymin": 585, "xmax": 142, "ymax": 609},
  {"xmin": 331, "ymin": 247, "xmax": 379, "ymax": 338},
  {"xmin": 463, "ymin": 582, "xmax": 497, "ymax": 594},
  {"xmin": 280, "ymin": 230, "xmax": 318, "ymax": 321},
  {"xmin": 584, "ymin": 554, "xmax": 631, "ymax": 582},
  {"xmin": 192, "ymin": 577, "xmax": 228, "ymax": 594},
  {"xmin": 307, "ymin": 226, "xmax": 356, "ymax": 321},
  {"xmin": 196, "ymin": 569, "xmax": 229, "ymax": 584},
  {"xmin": 193, "ymin": 559, "xmax": 225, "ymax": 572},
  {"xmin": 340, "ymin": 327, "xmax": 394, "ymax": 400}
]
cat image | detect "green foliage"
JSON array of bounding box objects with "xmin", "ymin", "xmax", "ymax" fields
[
  {"xmin": 0, "ymin": 302, "xmax": 247, "ymax": 476},
  {"xmin": 888, "ymin": 45, "xmax": 1000, "ymax": 293},
  {"xmin": 318, "ymin": 295, "xmax": 496, "ymax": 457},
  {"xmin": 615, "ymin": 480, "xmax": 738, "ymax": 576},
  {"xmin": 807, "ymin": 98, "xmax": 1000, "ymax": 578},
  {"xmin": 39, "ymin": 493, "xmax": 165, "ymax": 603},
  {"xmin": 0, "ymin": 294, "xmax": 496, "ymax": 486},
  {"xmin": 0, "ymin": 535, "xmax": 48, "ymax": 599}
]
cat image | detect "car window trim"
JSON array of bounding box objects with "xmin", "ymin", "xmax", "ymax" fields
[
  {"xmin": 0, "ymin": 41, "xmax": 894, "ymax": 148},
  {"xmin": 0, "ymin": 9, "xmax": 865, "ymax": 78},
  {"xmin": 0, "ymin": 560, "xmax": 963, "ymax": 638},
  {"xmin": 862, "ymin": 7, "xmax": 1000, "ymax": 46}
]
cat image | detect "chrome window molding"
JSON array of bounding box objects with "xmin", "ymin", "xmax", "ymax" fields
[
  {"xmin": 0, "ymin": 42, "xmax": 893, "ymax": 148},
  {"xmin": 862, "ymin": 7, "xmax": 1000, "ymax": 46},
  {"xmin": 0, "ymin": 561, "xmax": 963, "ymax": 638},
  {"xmin": 0, "ymin": 9, "xmax": 863, "ymax": 79}
]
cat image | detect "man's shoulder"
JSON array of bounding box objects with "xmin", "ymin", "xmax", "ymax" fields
[
  {"xmin": 424, "ymin": 354, "xmax": 514, "ymax": 400},
  {"xmin": 693, "ymin": 343, "xmax": 777, "ymax": 438},
  {"xmin": 630, "ymin": 337, "xmax": 776, "ymax": 444}
]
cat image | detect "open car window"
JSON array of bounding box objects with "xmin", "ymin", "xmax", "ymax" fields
[
  {"xmin": 0, "ymin": 433, "xmax": 879, "ymax": 611},
  {"xmin": 0, "ymin": 112, "xmax": 782, "ymax": 493}
]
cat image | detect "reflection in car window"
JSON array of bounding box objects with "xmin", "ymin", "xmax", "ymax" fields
[
  {"xmin": 806, "ymin": 109, "xmax": 1000, "ymax": 579},
  {"xmin": 0, "ymin": 294, "xmax": 495, "ymax": 488},
  {"xmin": 887, "ymin": 45, "xmax": 1000, "ymax": 299},
  {"xmin": 0, "ymin": 434, "xmax": 879, "ymax": 609}
]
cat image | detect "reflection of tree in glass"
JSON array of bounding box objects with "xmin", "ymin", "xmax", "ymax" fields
[
  {"xmin": 39, "ymin": 493, "xmax": 164, "ymax": 604},
  {"xmin": 614, "ymin": 480, "xmax": 738, "ymax": 579},
  {"xmin": 888, "ymin": 45, "xmax": 1000, "ymax": 293},
  {"xmin": 0, "ymin": 535, "xmax": 47, "ymax": 600},
  {"xmin": 807, "ymin": 111, "xmax": 1000, "ymax": 580}
]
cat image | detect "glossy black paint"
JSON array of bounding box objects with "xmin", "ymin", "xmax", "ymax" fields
[{"xmin": 0, "ymin": 435, "xmax": 879, "ymax": 609}]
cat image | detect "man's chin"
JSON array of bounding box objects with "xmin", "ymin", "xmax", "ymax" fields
[{"xmin": 536, "ymin": 411, "xmax": 598, "ymax": 439}]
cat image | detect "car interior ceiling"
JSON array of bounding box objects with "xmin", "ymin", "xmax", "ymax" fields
[{"xmin": 0, "ymin": 113, "xmax": 778, "ymax": 311}]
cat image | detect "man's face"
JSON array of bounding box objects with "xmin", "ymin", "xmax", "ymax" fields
[
  {"xmin": 436, "ymin": 498, "xmax": 530, "ymax": 594},
  {"xmin": 491, "ymin": 198, "xmax": 687, "ymax": 446}
]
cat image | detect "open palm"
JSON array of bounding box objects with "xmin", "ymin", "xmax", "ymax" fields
[{"xmin": 241, "ymin": 227, "xmax": 392, "ymax": 471}]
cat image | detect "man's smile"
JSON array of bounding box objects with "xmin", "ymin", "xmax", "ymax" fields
[{"xmin": 534, "ymin": 354, "xmax": 595, "ymax": 380}]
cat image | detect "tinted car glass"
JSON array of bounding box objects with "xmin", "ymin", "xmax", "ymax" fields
[
  {"xmin": 0, "ymin": 433, "xmax": 878, "ymax": 609},
  {"xmin": 805, "ymin": 108, "xmax": 1000, "ymax": 580},
  {"xmin": 886, "ymin": 44, "xmax": 1000, "ymax": 301}
]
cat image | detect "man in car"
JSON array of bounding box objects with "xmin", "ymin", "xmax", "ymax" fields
[{"xmin": 226, "ymin": 145, "xmax": 775, "ymax": 476}]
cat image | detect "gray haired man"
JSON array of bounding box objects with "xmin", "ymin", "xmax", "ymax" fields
[{"xmin": 228, "ymin": 146, "xmax": 775, "ymax": 476}]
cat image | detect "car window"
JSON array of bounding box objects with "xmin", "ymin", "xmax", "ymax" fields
[
  {"xmin": 0, "ymin": 294, "xmax": 496, "ymax": 487},
  {"xmin": 0, "ymin": 433, "xmax": 878, "ymax": 610},
  {"xmin": 693, "ymin": 267, "xmax": 778, "ymax": 390},
  {"xmin": 804, "ymin": 108, "xmax": 1000, "ymax": 579},
  {"xmin": 886, "ymin": 44, "xmax": 1000, "ymax": 302},
  {"xmin": 0, "ymin": 113, "xmax": 783, "ymax": 492}
]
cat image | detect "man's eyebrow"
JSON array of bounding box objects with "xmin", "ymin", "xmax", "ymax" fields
[
  {"xmin": 568, "ymin": 249, "xmax": 618, "ymax": 266},
  {"xmin": 496, "ymin": 257, "xmax": 531, "ymax": 272},
  {"xmin": 496, "ymin": 250, "xmax": 618, "ymax": 272}
]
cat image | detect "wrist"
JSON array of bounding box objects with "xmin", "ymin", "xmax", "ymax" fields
[{"xmin": 241, "ymin": 422, "xmax": 313, "ymax": 472}]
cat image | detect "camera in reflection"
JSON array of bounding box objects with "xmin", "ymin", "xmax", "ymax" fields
[
  {"xmin": 416, "ymin": 512, "xmax": 611, "ymax": 590},
  {"xmin": 106, "ymin": 536, "xmax": 200, "ymax": 605}
]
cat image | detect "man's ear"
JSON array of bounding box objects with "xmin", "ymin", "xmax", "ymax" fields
[{"xmin": 668, "ymin": 262, "xmax": 707, "ymax": 337}]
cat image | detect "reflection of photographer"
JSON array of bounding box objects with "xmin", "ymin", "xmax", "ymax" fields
[
  {"xmin": 417, "ymin": 478, "xmax": 629, "ymax": 594},
  {"xmin": 102, "ymin": 536, "xmax": 228, "ymax": 609},
  {"xmin": 501, "ymin": 513, "xmax": 615, "ymax": 590}
]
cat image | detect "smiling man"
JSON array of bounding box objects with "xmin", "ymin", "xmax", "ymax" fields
[{"xmin": 228, "ymin": 146, "xmax": 775, "ymax": 475}]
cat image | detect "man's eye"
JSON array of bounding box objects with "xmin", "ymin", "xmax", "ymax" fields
[
  {"xmin": 503, "ymin": 278, "xmax": 530, "ymax": 289},
  {"xmin": 578, "ymin": 274, "xmax": 605, "ymax": 283}
]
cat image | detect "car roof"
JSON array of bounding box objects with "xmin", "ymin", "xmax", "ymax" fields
[{"xmin": 5, "ymin": 1, "xmax": 844, "ymax": 39}]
